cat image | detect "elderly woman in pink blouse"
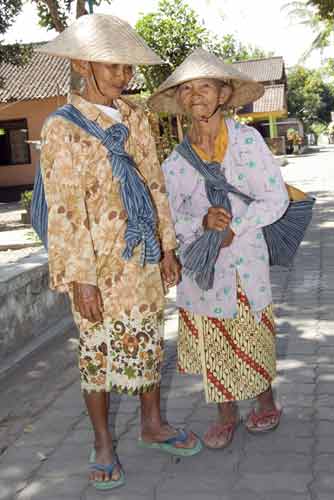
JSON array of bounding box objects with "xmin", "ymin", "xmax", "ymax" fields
[{"xmin": 149, "ymin": 49, "xmax": 289, "ymax": 449}]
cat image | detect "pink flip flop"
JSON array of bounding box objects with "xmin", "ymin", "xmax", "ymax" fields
[
  {"xmin": 203, "ymin": 419, "xmax": 239, "ymax": 449},
  {"xmin": 245, "ymin": 407, "xmax": 282, "ymax": 434}
]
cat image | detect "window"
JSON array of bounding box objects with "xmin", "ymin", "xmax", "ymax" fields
[{"xmin": 0, "ymin": 119, "xmax": 31, "ymax": 166}]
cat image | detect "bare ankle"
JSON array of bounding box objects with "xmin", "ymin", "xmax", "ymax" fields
[
  {"xmin": 94, "ymin": 433, "xmax": 113, "ymax": 450},
  {"xmin": 257, "ymin": 387, "xmax": 276, "ymax": 410}
]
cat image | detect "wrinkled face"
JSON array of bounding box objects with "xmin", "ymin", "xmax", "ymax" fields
[
  {"xmin": 91, "ymin": 62, "xmax": 133, "ymax": 99},
  {"xmin": 177, "ymin": 78, "xmax": 232, "ymax": 121}
]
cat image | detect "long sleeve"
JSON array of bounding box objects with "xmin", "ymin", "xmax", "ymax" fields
[
  {"xmin": 162, "ymin": 152, "xmax": 205, "ymax": 248},
  {"xmin": 40, "ymin": 117, "xmax": 97, "ymax": 292},
  {"xmin": 230, "ymin": 126, "xmax": 289, "ymax": 237}
]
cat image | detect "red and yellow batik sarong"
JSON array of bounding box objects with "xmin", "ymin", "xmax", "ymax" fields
[{"xmin": 178, "ymin": 285, "xmax": 276, "ymax": 403}]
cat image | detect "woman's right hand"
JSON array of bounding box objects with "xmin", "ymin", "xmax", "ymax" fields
[
  {"xmin": 203, "ymin": 207, "xmax": 232, "ymax": 231},
  {"xmin": 73, "ymin": 282, "xmax": 104, "ymax": 324}
]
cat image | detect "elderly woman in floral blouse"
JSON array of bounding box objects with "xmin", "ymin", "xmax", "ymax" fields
[
  {"xmin": 149, "ymin": 48, "xmax": 289, "ymax": 449},
  {"xmin": 38, "ymin": 14, "xmax": 201, "ymax": 492}
]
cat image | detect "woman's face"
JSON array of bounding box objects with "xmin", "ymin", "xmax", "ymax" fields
[
  {"xmin": 177, "ymin": 78, "xmax": 232, "ymax": 121},
  {"xmin": 91, "ymin": 62, "xmax": 133, "ymax": 99}
]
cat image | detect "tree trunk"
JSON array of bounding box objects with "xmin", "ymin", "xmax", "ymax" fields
[
  {"xmin": 43, "ymin": 0, "xmax": 67, "ymax": 32},
  {"xmin": 76, "ymin": 0, "xmax": 87, "ymax": 18}
]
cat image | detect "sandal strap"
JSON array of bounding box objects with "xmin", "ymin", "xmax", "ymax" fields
[
  {"xmin": 216, "ymin": 422, "xmax": 236, "ymax": 434},
  {"xmin": 208, "ymin": 420, "xmax": 238, "ymax": 437},
  {"xmin": 249, "ymin": 408, "xmax": 281, "ymax": 425},
  {"xmin": 90, "ymin": 460, "xmax": 119, "ymax": 475},
  {"xmin": 164, "ymin": 428, "xmax": 188, "ymax": 445}
]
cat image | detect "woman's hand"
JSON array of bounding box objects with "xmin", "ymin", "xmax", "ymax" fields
[
  {"xmin": 203, "ymin": 207, "xmax": 232, "ymax": 231},
  {"xmin": 161, "ymin": 250, "xmax": 182, "ymax": 288},
  {"xmin": 73, "ymin": 283, "xmax": 104, "ymax": 324},
  {"xmin": 221, "ymin": 226, "xmax": 235, "ymax": 248}
]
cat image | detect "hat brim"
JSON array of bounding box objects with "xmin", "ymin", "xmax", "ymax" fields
[
  {"xmin": 148, "ymin": 75, "xmax": 265, "ymax": 113},
  {"xmin": 148, "ymin": 48, "xmax": 265, "ymax": 113},
  {"xmin": 36, "ymin": 14, "xmax": 163, "ymax": 66}
]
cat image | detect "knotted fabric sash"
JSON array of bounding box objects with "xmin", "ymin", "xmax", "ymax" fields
[
  {"xmin": 175, "ymin": 137, "xmax": 252, "ymax": 291},
  {"xmin": 53, "ymin": 104, "xmax": 161, "ymax": 266}
]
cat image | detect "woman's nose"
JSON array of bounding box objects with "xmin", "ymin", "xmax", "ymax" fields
[
  {"xmin": 190, "ymin": 88, "xmax": 202, "ymax": 98},
  {"xmin": 113, "ymin": 67, "xmax": 128, "ymax": 82}
]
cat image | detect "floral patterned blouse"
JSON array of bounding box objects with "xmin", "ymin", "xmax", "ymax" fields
[
  {"xmin": 162, "ymin": 118, "xmax": 289, "ymax": 320},
  {"xmin": 40, "ymin": 94, "xmax": 177, "ymax": 321}
]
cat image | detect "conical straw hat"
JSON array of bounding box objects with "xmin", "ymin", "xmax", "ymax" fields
[
  {"xmin": 148, "ymin": 48, "xmax": 264, "ymax": 112},
  {"xmin": 36, "ymin": 14, "xmax": 163, "ymax": 65}
]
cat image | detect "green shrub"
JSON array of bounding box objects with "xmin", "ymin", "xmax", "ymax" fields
[{"xmin": 20, "ymin": 190, "xmax": 33, "ymax": 211}]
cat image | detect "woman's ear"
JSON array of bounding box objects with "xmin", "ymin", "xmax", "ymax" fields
[
  {"xmin": 219, "ymin": 84, "xmax": 233, "ymax": 106},
  {"xmin": 71, "ymin": 59, "xmax": 90, "ymax": 77}
]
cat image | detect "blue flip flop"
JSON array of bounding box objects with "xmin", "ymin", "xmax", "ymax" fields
[
  {"xmin": 89, "ymin": 449, "xmax": 126, "ymax": 491},
  {"xmin": 138, "ymin": 428, "xmax": 202, "ymax": 457}
]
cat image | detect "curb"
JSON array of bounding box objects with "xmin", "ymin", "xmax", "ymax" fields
[{"xmin": 0, "ymin": 315, "xmax": 75, "ymax": 381}]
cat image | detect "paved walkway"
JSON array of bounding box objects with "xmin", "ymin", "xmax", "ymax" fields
[{"xmin": 1, "ymin": 147, "xmax": 334, "ymax": 500}]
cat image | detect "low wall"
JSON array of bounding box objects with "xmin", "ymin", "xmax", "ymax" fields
[{"xmin": 0, "ymin": 250, "xmax": 74, "ymax": 364}]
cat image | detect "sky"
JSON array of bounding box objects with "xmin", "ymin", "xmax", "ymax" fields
[{"xmin": 3, "ymin": 0, "xmax": 332, "ymax": 69}]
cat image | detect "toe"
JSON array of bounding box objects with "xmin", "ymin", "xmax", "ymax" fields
[{"xmin": 112, "ymin": 465, "xmax": 121, "ymax": 481}]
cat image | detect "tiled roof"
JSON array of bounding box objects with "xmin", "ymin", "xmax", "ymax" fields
[
  {"xmin": 0, "ymin": 48, "xmax": 144, "ymax": 102},
  {"xmin": 0, "ymin": 47, "xmax": 285, "ymax": 107},
  {"xmin": 240, "ymin": 84, "xmax": 286, "ymax": 114},
  {"xmin": 232, "ymin": 57, "xmax": 285, "ymax": 83},
  {"xmin": 0, "ymin": 50, "xmax": 70, "ymax": 103}
]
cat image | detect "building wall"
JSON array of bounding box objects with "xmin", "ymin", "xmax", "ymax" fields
[{"xmin": 0, "ymin": 95, "xmax": 66, "ymax": 187}]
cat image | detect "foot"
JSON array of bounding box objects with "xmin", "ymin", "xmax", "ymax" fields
[
  {"xmin": 203, "ymin": 402, "xmax": 239, "ymax": 449},
  {"xmin": 89, "ymin": 442, "xmax": 121, "ymax": 484},
  {"xmin": 203, "ymin": 417, "xmax": 239, "ymax": 449},
  {"xmin": 141, "ymin": 423, "xmax": 198, "ymax": 450},
  {"xmin": 245, "ymin": 406, "xmax": 282, "ymax": 433}
]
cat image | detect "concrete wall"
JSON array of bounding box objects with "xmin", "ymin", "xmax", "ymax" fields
[
  {"xmin": 0, "ymin": 96, "xmax": 66, "ymax": 188},
  {"xmin": 0, "ymin": 251, "xmax": 74, "ymax": 363}
]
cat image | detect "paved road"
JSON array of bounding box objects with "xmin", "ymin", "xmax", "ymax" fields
[{"xmin": 1, "ymin": 146, "xmax": 334, "ymax": 500}]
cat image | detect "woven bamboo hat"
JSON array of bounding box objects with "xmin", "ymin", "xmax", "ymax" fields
[
  {"xmin": 148, "ymin": 48, "xmax": 264, "ymax": 113},
  {"xmin": 36, "ymin": 14, "xmax": 163, "ymax": 65}
]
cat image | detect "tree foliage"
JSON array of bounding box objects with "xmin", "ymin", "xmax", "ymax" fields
[
  {"xmin": 309, "ymin": 0, "xmax": 334, "ymax": 21},
  {"xmin": 0, "ymin": 0, "xmax": 113, "ymax": 81},
  {"xmin": 0, "ymin": 0, "xmax": 33, "ymax": 66},
  {"xmin": 136, "ymin": 0, "xmax": 270, "ymax": 92},
  {"xmin": 35, "ymin": 0, "xmax": 113, "ymax": 33},
  {"xmin": 287, "ymin": 65, "xmax": 334, "ymax": 130},
  {"xmin": 283, "ymin": 1, "xmax": 333, "ymax": 59}
]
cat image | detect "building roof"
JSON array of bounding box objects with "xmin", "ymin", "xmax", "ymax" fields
[
  {"xmin": 0, "ymin": 51, "xmax": 70, "ymax": 103},
  {"xmin": 0, "ymin": 49, "xmax": 285, "ymax": 109},
  {"xmin": 0, "ymin": 48, "xmax": 143, "ymax": 102},
  {"xmin": 253, "ymin": 84, "xmax": 286, "ymax": 113},
  {"xmin": 232, "ymin": 57, "xmax": 285, "ymax": 83},
  {"xmin": 239, "ymin": 84, "xmax": 286, "ymax": 115}
]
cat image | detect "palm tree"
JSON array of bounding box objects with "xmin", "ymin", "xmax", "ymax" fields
[{"xmin": 282, "ymin": 1, "xmax": 333, "ymax": 60}]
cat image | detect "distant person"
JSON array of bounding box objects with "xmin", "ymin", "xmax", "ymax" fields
[
  {"xmin": 149, "ymin": 48, "xmax": 289, "ymax": 449},
  {"xmin": 38, "ymin": 14, "xmax": 201, "ymax": 491}
]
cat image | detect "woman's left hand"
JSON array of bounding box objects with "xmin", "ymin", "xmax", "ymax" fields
[
  {"xmin": 161, "ymin": 250, "xmax": 182, "ymax": 288},
  {"xmin": 221, "ymin": 226, "xmax": 235, "ymax": 248}
]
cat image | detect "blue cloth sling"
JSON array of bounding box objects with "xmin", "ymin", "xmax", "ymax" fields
[
  {"xmin": 31, "ymin": 104, "xmax": 161, "ymax": 266},
  {"xmin": 175, "ymin": 137, "xmax": 315, "ymax": 291}
]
